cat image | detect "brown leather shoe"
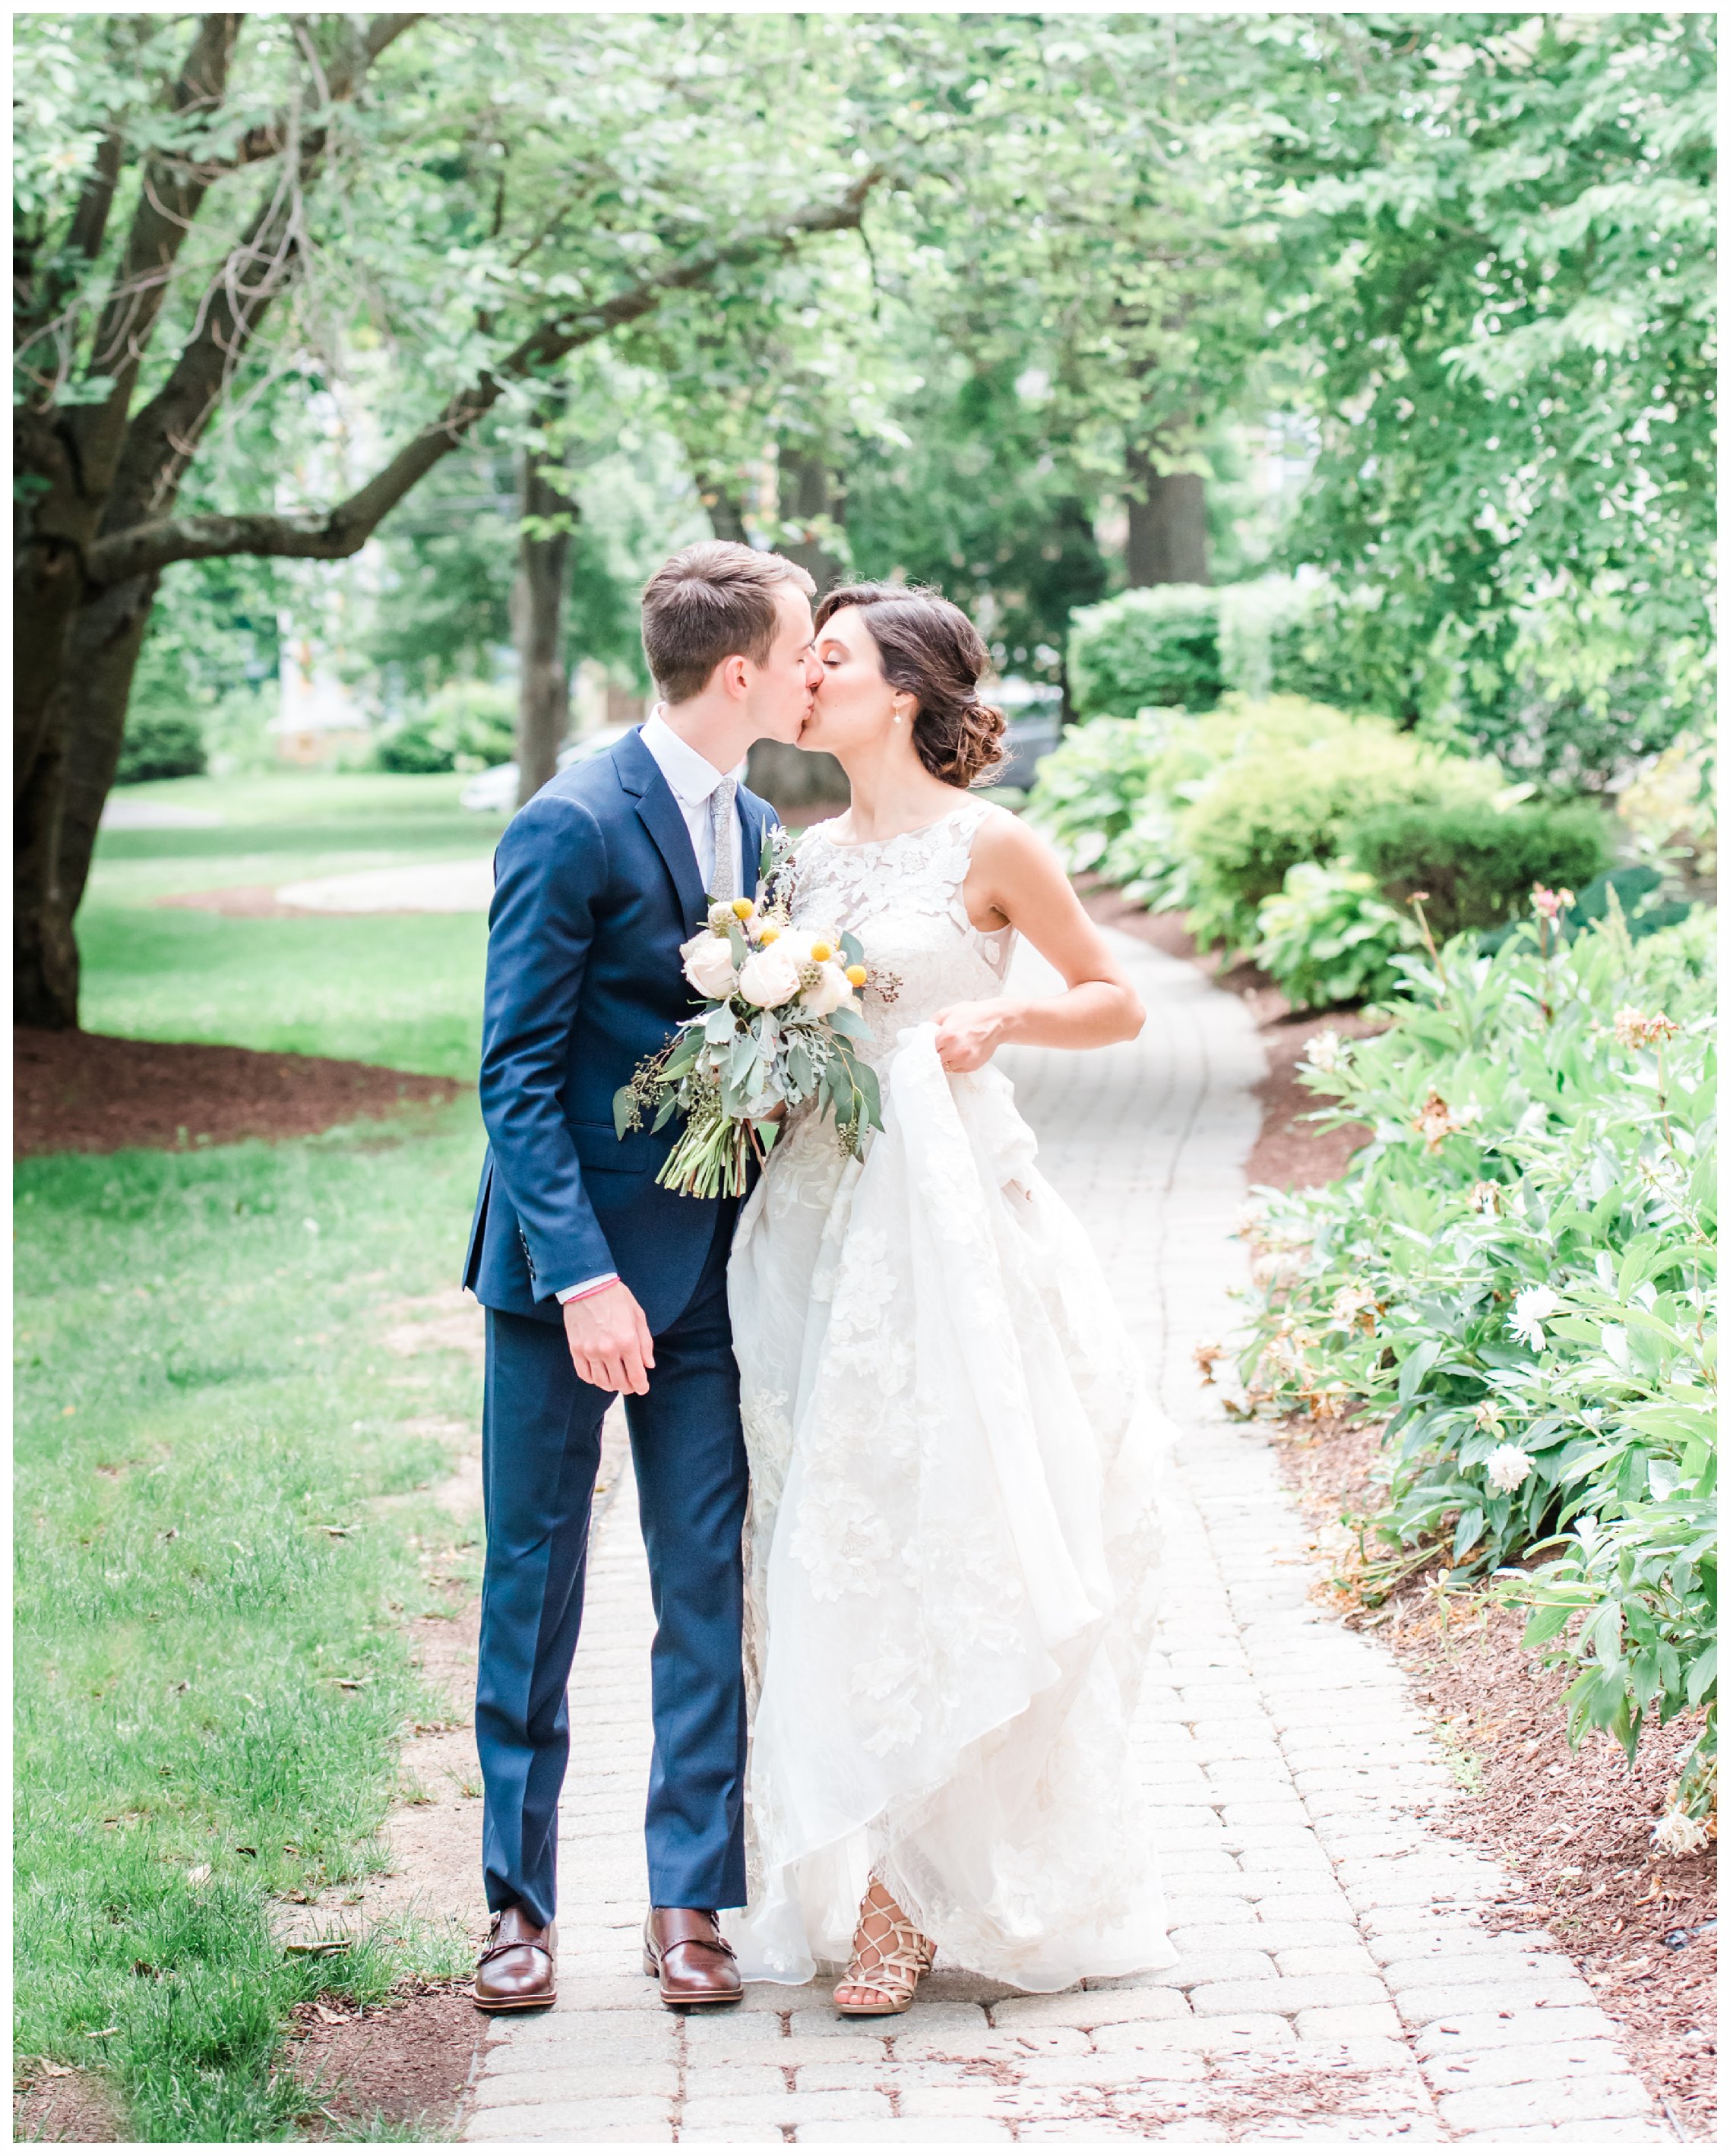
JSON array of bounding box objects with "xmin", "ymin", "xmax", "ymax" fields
[
  {"xmin": 642, "ymin": 1906, "xmax": 742, "ymax": 2008},
  {"xmin": 472, "ymin": 1905, "xmax": 557, "ymax": 2012}
]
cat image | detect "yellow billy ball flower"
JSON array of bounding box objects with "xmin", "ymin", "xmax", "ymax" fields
[
  {"xmin": 810, "ymin": 940, "xmax": 833, "ymax": 963},
  {"xmin": 756, "ymin": 924, "xmax": 780, "ymax": 944},
  {"xmin": 846, "ymin": 964, "xmax": 868, "ymax": 987},
  {"xmin": 731, "ymin": 896, "xmax": 755, "ymax": 920}
]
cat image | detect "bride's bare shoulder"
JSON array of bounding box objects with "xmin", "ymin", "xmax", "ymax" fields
[{"xmin": 967, "ymin": 799, "xmax": 1054, "ymax": 864}]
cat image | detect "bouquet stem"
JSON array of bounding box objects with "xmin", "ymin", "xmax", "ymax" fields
[{"xmin": 656, "ymin": 1101, "xmax": 754, "ymax": 1200}]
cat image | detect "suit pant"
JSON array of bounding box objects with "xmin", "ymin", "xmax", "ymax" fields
[{"xmin": 475, "ymin": 1218, "xmax": 748, "ymax": 1927}]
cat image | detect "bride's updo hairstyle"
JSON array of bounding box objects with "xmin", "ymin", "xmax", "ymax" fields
[{"xmin": 814, "ymin": 583, "xmax": 1007, "ymax": 789}]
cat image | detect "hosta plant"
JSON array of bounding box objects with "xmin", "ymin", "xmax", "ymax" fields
[
  {"xmin": 1021, "ymin": 713, "xmax": 1172, "ymax": 873},
  {"xmin": 1253, "ymin": 863, "xmax": 1422, "ymax": 1011}
]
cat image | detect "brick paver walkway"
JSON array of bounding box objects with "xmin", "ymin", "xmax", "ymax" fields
[{"xmin": 466, "ymin": 931, "xmax": 1665, "ymax": 2145}]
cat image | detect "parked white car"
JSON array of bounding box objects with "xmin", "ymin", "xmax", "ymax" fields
[{"xmin": 460, "ymin": 726, "xmax": 632, "ymax": 814}]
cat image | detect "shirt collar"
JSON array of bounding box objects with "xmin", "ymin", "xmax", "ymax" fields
[{"xmin": 640, "ymin": 707, "xmax": 747, "ymax": 805}]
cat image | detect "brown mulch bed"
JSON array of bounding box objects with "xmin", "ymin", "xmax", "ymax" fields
[
  {"xmin": 14, "ymin": 1027, "xmax": 463, "ymax": 1157},
  {"xmin": 286, "ymin": 1979, "xmax": 484, "ymax": 2141},
  {"xmin": 1271, "ymin": 1413, "xmax": 1716, "ymax": 2141},
  {"xmin": 1079, "ymin": 886, "xmax": 1381, "ymax": 1188},
  {"xmin": 157, "ymin": 884, "xmax": 318, "ymax": 918}
]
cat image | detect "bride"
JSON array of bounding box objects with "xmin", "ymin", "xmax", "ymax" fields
[{"xmin": 726, "ymin": 583, "xmax": 1175, "ymax": 2013}]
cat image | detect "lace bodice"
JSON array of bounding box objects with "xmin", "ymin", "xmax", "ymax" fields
[{"xmin": 789, "ymin": 801, "xmax": 1014, "ymax": 1062}]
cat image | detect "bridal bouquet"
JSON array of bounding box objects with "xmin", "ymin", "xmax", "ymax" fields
[{"xmin": 614, "ymin": 853, "xmax": 897, "ymax": 1199}]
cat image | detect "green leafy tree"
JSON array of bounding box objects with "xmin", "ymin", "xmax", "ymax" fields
[
  {"xmin": 13, "ymin": 11, "xmax": 879, "ymax": 1026},
  {"xmin": 1263, "ymin": 13, "xmax": 1715, "ymax": 776}
]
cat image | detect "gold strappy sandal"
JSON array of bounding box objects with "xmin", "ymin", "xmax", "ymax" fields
[{"xmin": 833, "ymin": 1879, "xmax": 935, "ymax": 2017}]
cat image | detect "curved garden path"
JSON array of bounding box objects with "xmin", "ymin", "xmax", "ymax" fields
[{"xmin": 463, "ymin": 928, "xmax": 1668, "ymax": 2145}]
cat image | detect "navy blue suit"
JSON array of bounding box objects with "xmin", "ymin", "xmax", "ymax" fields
[{"xmin": 463, "ymin": 726, "xmax": 775, "ymax": 1926}]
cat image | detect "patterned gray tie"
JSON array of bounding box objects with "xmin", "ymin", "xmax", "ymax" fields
[{"xmin": 707, "ymin": 775, "xmax": 738, "ymax": 902}]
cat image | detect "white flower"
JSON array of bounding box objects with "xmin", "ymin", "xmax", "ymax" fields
[
  {"xmin": 1330, "ymin": 1282, "xmax": 1378, "ymax": 1331},
  {"xmin": 1485, "ymin": 1443, "xmax": 1535, "ymax": 1494},
  {"xmin": 774, "ymin": 925, "xmax": 841, "ymax": 966},
  {"xmin": 680, "ymin": 931, "xmax": 738, "ymax": 1000},
  {"xmin": 737, "ymin": 943, "xmax": 802, "ymax": 1008},
  {"xmin": 1651, "ymin": 1809, "xmax": 1710, "ymax": 1858},
  {"xmin": 1510, "ymin": 1285, "xmax": 1562, "ymax": 1350},
  {"xmin": 1305, "ymin": 1028, "xmax": 1345, "ymax": 1073},
  {"xmin": 799, "ymin": 960, "xmax": 857, "ymax": 1018}
]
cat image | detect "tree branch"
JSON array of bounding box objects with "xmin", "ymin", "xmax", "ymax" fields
[
  {"xmin": 207, "ymin": 14, "xmax": 422, "ymax": 169},
  {"xmin": 14, "ymin": 124, "xmax": 126, "ymax": 355},
  {"xmin": 84, "ymin": 170, "xmax": 884, "ymax": 584},
  {"xmin": 103, "ymin": 13, "xmax": 422, "ymax": 526},
  {"xmin": 79, "ymin": 14, "xmax": 242, "ymax": 400}
]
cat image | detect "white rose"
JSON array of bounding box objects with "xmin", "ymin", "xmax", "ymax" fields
[
  {"xmin": 681, "ymin": 931, "xmax": 738, "ymax": 1001},
  {"xmin": 737, "ymin": 944, "xmax": 802, "ymax": 1008},
  {"xmin": 799, "ymin": 960, "xmax": 856, "ymax": 1018}
]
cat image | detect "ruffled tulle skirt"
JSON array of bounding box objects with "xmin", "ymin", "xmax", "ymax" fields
[{"xmin": 725, "ymin": 1023, "xmax": 1173, "ymax": 1990}]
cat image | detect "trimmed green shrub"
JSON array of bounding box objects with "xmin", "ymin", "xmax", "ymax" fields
[
  {"xmin": 1217, "ymin": 577, "xmax": 1398, "ymax": 712},
  {"xmin": 1067, "ymin": 586, "xmax": 1222, "ymax": 716},
  {"xmin": 1071, "ymin": 574, "xmax": 1439, "ymax": 726},
  {"xmin": 115, "ymin": 708, "xmax": 208, "ymax": 784},
  {"xmin": 376, "ymin": 680, "xmax": 517, "ymax": 774},
  {"xmin": 1253, "ymin": 863, "xmax": 1421, "ymax": 1011},
  {"xmin": 1345, "ymin": 801, "xmax": 1613, "ymax": 941},
  {"xmin": 1179, "ymin": 715, "xmax": 1500, "ymax": 950}
]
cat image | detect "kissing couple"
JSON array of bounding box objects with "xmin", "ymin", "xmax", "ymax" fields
[{"xmin": 463, "ymin": 542, "xmax": 1174, "ymax": 2016}]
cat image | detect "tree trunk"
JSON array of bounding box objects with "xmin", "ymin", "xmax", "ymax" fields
[
  {"xmin": 748, "ymin": 445, "xmax": 848, "ymax": 812},
  {"xmin": 14, "ymin": 571, "xmax": 160, "ymax": 1029},
  {"xmin": 1124, "ymin": 443, "xmax": 1209, "ymax": 586},
  {"xmin": 512, "ymin": 445, "xmax": 575, "ymax": 808},
  {"xmin": 777, "ymin": 447, "xmax": 841, "ymax": 591},
  {"xmin": 703, "ymin": 482, "xmax": 751, "ymax": 545},
  {"xmin": 14, "ymin": 719, "xmax": 76, "ymax": 1029}
]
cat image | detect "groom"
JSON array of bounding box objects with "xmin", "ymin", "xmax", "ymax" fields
[{"xmin": 462, "ymin": 541, "xmax": 820, "ymax": 2012}]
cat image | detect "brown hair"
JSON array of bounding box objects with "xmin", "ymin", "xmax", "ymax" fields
[
  {"xmin": 640, "ymin": 542, "xmax": 815, "ymax": 703},
  {"xmin": 814, "ymin": 583, "xmax": 1007, "ymax": 788}
]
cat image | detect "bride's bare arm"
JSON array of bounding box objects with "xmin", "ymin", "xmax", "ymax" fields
[{"xmin": 932, "ymin": 811, "xmax": 1145, "ymax": 1072}]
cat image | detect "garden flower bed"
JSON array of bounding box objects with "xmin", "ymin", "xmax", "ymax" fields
[{"xmin": 1228, "ymin": 899, "xmax": 1716, "ymax": 1831}]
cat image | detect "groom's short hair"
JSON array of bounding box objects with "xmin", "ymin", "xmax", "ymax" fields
[{"xmin": 641, "ymin": 542, "xmax": 816, "ymax": 703}]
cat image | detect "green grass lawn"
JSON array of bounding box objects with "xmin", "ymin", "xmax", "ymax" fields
[
  {"xmin": 19, "ymin": 772, "xmax": 501, "ymax": 2138},
  {"xmin": 79, "ymin": 909, "xmax": 489, "ymax": 1080},
  {"xmin": 81, "ymin": 771, "xmax": 496, "ymax": 1079}
]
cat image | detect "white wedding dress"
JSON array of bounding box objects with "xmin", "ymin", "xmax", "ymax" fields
[{"xmin": 726, "ymin": 799, "xmax": 1175, "ymax": 1991}]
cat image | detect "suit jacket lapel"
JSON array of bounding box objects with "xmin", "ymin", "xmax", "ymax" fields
[{"xmin": 615, "ymin": 728, "xmax": 707, "ymax": 931}]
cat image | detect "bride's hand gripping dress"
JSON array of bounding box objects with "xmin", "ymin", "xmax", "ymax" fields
[{"xmin": 726, "ymin": 798, "xmax": 1176, "ymax": 1993}]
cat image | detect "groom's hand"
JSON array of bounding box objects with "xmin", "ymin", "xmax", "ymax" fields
[{"xmin": 564, "ymin": 1282, "xmax": 656, "ymax": 1396}]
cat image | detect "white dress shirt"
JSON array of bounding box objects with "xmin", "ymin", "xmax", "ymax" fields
[
  {"xmin": 638, "ymin": 707, "xmax": 748, "ymax": 897},
  {"xmin": 555, "ymin": 710, "xmax": 748, "ymax": 1308}
]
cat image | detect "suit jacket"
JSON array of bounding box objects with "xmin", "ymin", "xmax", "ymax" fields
[{"xmin": 463, "ymin": 726, "xmax": 777, "ymax": 1336}]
